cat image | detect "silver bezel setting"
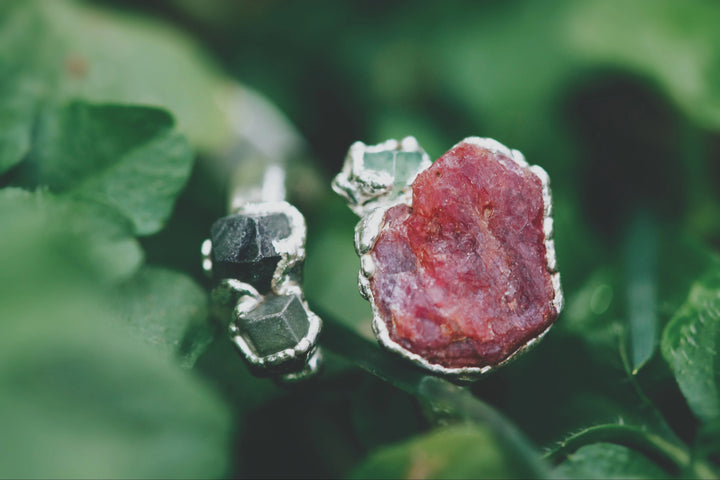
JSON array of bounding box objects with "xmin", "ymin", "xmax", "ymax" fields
[
  {"xmin": 332, "ymin": 136, "xmax": 432, "ymax": 218},
  {"xmin": 338, "ymin": 136, "xmax": 563, "ymax": 381},
  {"xmin": 203, "ymin": 200, "xmax": 322, "ymax": 380}
]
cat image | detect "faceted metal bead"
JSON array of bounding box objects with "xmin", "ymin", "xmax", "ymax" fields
[
  {"xmin": 236, "ymin": 294, "xmax": 310, "ymax": 357},
  {"xmin": 210, "ymin": 213, "xmax": 291, "ymax": 292}
]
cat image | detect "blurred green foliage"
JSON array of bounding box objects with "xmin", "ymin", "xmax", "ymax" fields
[
  {"xmin": 0, "ymin": 189, "xmax": 230, "ymax": 478},
  {"xmin": 1, "ymin": 0, "xmax": 720, "ymax": 478},
  {"xmin": 350, "ymin": 424, "xmax": 543, "ymax": 479},
  {"xmin": 553, "ymin": 442, "xmax": 668, "ymax": 479}
]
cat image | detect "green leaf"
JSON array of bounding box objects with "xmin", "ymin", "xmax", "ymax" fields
[
  {"xmin": 112, "ymin": 266, "xmax": 214, "ymax": 368},
  {"xmin": 0, "ymin": 67, "xmax": 34, "ymax": 174},
  {"xmin": 656, "ymin": 238, "xmax": 720, "ymax": 329},
  {"xmin": 22, "ymin": 102, "xmax": 194, "ymax": 235},
  {"xmin": 545, "ymin": 424, "xmax": 716, "ymax": 479},
  {"xmin": 624, "ymin": 211, "xmax": 659, "ymax": 374},
  {"xmin": 0, "ymin": 0, "xmax": 236, "ymax": 157},
  {"xmin": 350, "ymin": 424, "xmax": 539, "ymax": 480},
  {"xmin": 417, "ymin": 377, "xmax": 551, "ymax": 478},
  {"xmin": 0, "ymin": 186, "xmax": 231, "ymax": 478},
  {"xmin": 0, "ymin": 2, "xmax": 57, "ymax": 173},
  {"xmin": 0, "ymin": 188, "xmax": 143, "ymax": 282},
  {"xmin": 46, "ymin": 0, "xmax": 236, "ymax": 152},
  {"xmin": 0, "ymin": 326, "xmax": 231, "ymax": 479},
  {"xmin": 661, "ymin": 270, "xmax": 720, "ymax": 423},
  {"xmin": 57, "ymin": 197, "xmax": 145, "ymax": 283},
  {"xmin": 553, "ymin": 443, "xmax": 668, "ymax": 479},
  {"xmin": 695, "ymin": 419, "xmax": 720, "ymax": 468}
]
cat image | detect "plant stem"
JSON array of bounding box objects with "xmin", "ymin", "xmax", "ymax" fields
[{"xmin": 318, "ymin": 310, "xmax": 553, "ymax": 478}]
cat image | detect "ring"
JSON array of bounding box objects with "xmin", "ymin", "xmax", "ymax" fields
[
  {"xmin": 333, "ymin": 136, "xmax": 562, "ymax": 381},
  {"xmin": 203, "ymin": 159, "xmax": 322, "ymax": 382}
]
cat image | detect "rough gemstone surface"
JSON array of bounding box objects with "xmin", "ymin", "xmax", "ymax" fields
[
  {"xmin": 369, "ymin": 141, "xmax": 558, "ymax": 369},
  {"xmin": 238, "ymin": 294, "xmax": 309, "ymax": 357},
  {"xmin": 211, "ymin": 213, "xmax": 291, "ymax": 292}
]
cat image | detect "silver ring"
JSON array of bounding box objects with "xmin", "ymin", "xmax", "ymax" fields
[
  {"xmin": 203, "ymin": 154, "xmax": 322, "ymax": 382},
  {"xmin": 333, "ymin": 136, "xmax": 562, "ymax": 381}
]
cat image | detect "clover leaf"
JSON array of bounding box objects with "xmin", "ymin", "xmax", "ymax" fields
[
  {"xmin": 20, "ymin": 102, "xmax": 193, "ymax": 236},
  {"xmin": 662, "ymin": 270, "xmax": 720, "ymax": 423}
]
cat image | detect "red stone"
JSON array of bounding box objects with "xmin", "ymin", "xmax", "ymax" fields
[{"xmin": 369, "ymin": 141, "xmax": 558, "ymax": 369}]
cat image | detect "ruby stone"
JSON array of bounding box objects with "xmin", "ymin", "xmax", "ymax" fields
[{"xmin": 369, "ymin": 141, "xmax": 558, "ymax": 369}]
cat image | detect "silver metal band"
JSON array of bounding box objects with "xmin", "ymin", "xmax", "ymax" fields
[
  {"xmin": 228, "ymin": 159, "xmax": 287, "ymax": 212},
  {"xmin": 203, "ymin": 110, "xmax": 322, "ymax": 381}
]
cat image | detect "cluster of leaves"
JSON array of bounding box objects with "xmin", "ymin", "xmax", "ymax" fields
[
  {"xmin": 0, "ymin": 1, "xmax": 233, "ymax": 477},
  {"xmin": 2, "ymin": 0, "xmax": 720, "ymax": 478}
]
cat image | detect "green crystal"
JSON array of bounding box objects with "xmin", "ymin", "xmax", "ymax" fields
[
  {"xmin": 362, "ymin": 150, "xmax": 426, "ymax": 190},
  {"xmin": 394, "ymin": 151, "xmax": 425, "ymax": 187},
  {"xmin": 362, "ymin": 151, "xmax": 394, "ymax": 173}
]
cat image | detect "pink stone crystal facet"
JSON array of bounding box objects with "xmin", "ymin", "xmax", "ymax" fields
[{"xmin": 369, "ymin": 141, "xmax": 558, "ymax": 369}]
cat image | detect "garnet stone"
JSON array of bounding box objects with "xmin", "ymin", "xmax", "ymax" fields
[
  {"xmin": 368, "ymin": 140, "xmax": 558, "ymax": 369},
  {"xmin": 210, "ymin": 213, "xmax": 291, "ymax": 292}
]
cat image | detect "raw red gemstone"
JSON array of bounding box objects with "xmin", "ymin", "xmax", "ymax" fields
[{"xmin": 369, "ymin": 141, "xmax": 558, "ymax": 369}]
